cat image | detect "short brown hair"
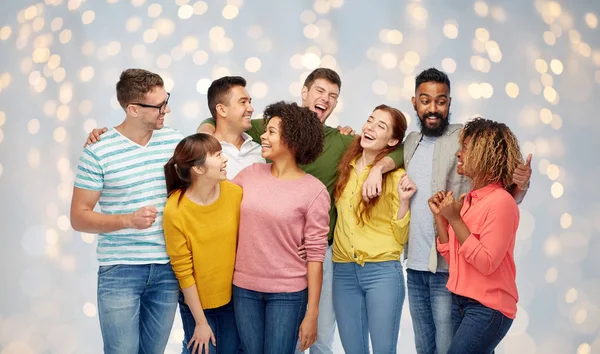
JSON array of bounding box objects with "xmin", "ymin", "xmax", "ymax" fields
[
  {"xmin": 116, "ymin": 68, "xmax": 164, "ymax": 110},
  {"xmin": 303, "ymin": 68, "xmax": 342, "ymax": 92}
]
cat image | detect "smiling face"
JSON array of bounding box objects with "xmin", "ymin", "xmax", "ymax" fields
[
  {"xmin": 412, "ymin": 81, "xmax": 451, "ymax": 137},
  {"xmin": 193, "ymin": 150, "xmax": 228, "ymax": 181},
  {"xmin": 301, "ymin": 78, "xmax": 339, "ymax": 123},
  {"xmin": 259, "ymin": 117, "xmax": 291, "ymax": 162},
  {"xmin": 360, "ymin": 109, "xmax": 399, "ymax": 153},
  {"xmin": 131, "ymin": 86, "xmax": 171, "ymax": 130},
  {"xmin": 220, "ymin": 85, "xmax": 254, "ymax": 132}
]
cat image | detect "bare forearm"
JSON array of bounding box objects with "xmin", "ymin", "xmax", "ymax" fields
[
  {"xmin": 374, "ymin": 156, "xmax": 395, "ymax": 174},
  {"xmin": 70, "ymin": 210, "xmax": 130, "ymax": 233},
  {"xmin": 435, "ymin": 216, "xmax": 450, "ymax": 243},
  {"xmin": 397, "ymin": 199, "xmax": 410, "ymax": 220},
  {"xmin": 511, "ymin": 184, "xmax": 528, "ymax": 205},
  {"xmin": 306, "ymin": 262, "xmax": 323, "ymax": 316},
  {"xmin": 448, "ymin": 217, "xmax": 471, "ymax": 245},
  {"xmin": 181, "ymin": 285, "xmax": 208, "ymax": 325}
]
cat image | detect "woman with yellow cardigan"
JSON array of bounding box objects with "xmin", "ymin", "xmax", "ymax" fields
[{"xmin": 163, "ymin": 133, "xmax": 242, "ymax": 354}]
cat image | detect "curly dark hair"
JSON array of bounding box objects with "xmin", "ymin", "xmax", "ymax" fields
[{"xmin": 263, "ymin": 101, "xmax": 324, "ymax": 165}]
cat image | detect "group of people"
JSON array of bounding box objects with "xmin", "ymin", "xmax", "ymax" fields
[{"xmin": 70, "ymin": 66, "xmax": 532, "ymax": 354}]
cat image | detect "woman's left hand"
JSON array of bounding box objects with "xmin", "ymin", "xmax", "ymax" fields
[
  {"xmin": 438, "ymin": 191, "xmax": 466, "ymax": 222},
  {"xmin": 297, "ymin": 312, "xmax": 318, "ymax": 351}
]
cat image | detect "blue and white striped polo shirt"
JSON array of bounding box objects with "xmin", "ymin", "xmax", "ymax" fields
[{"xmin": 74, "ymin": 127, "xmax": 184, "ymax": 266}]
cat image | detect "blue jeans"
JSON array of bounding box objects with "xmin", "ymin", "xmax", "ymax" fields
[
  {"xmin": 332, "ymin": 261, "xmax": 405, "ymax": 354},
  {"xmin": 233, "ymin": 285, "xmax": 308, "ymax": 354},
  {"xmin": 406, "ymin": 269, "xmax": 453, "ymax": 354},
  {"xmin": 97, "ymin": 263, "xmax": 179, "ymax": 354},
  {"xmin": 179, "ymin": 292, "xmax": 241, "ymax": 354},
  {"xmin": 296, "ymin": 246, "xmax": 336, "ymax": 354},
  {"xmin": 447, "ymin": 295, "xmax": 513, "ymax": 354}
]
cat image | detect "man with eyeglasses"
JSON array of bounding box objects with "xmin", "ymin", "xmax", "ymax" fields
[{"xmin": 70, "ymin": 68, "xmax": 183, "ymax": 354}]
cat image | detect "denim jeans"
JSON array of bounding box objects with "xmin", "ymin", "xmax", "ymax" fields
[
  {"xmin": 97, "ymin": 263, "xmax": 179, "ymax": 354},
  {"xmin": 447, "ymin": 294, "xmax": 513, "ymax": 354},
  {"xmin": 232, "ymin": 285, "xmax": 308, "ymax": 354},
  {"xmin": 332, "ymin": 261, "xmax": 405, "ymax": 354},
  {"xmin": 406, "ymin": 269, "xmax": 453, "ymax": 354},
  {"xmin": 296, "ymin": 246, "xmax": 336, "ymax": 354},
  {"xmin": 179, "ymin": 292, "xmax": 241, "ymax": 354}
]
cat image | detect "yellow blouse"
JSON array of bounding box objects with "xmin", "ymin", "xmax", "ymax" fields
[{"xmin": 332, "ymin": 160, "xmax": 410, "ymax": 266}]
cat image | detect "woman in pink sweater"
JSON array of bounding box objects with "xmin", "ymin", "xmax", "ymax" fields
[
  {"xmin": 232, "ymin": 101, "xmax": 330, "ymax": 354},
  {"xmin": 428, "ymin": 118, "xmax": 526, "ymax": 353}
]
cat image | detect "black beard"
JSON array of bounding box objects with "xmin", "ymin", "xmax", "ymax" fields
[{"xmin": 417, "ymin": 112, "xmax": 450, "ymax": 137}]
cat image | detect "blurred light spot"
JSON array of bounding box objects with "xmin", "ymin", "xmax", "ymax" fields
[
  {"xmin": 222, "ymin": 5, "xmax": 239, "ymax": 19},
  {"xmin": 585, "ymin": 13, "xmax": 598, "ymax": 29},
  {"xmin": 53, "ymin": 127, "xmax": 67, "ymax": 142},
  {"xmin": 0, "ymin": 111, "xmax": 5, "ymax": 126},
  {"xmin": 535, "ymin": 59, "xmax": 548, "ymax": 73},
  {"xmin": 251, "ymin": 82, "xmax": 268, "ymax": 98},
  {"xmin": 574, "ymin": 309, "xmax": 588, "ymax": 325},
  {"xmin": 148, "ymin": 3, "xmax": 162, "ymax": 17},
  {"xmin": 578, "ymin": 343, "xmax": 592, "ymax": 354},
  {"xmin": 257, "ymin": 38, "xmax": 272, "ymax": 52},
  {"xmin": 82, "ymin": 10, "xmax": 95, "ymax": 24},
  {"xmin": 81, "ymin": 233, "xmax": 95, "ymax": 243},
  {"xmin": 21, "ymin": 57, "xmax": 33, "ymax": 73},
  {"xmin": 29, "ymin": 71, "xmax": 41, "ymax": 86},
  {"xmin": 404, "ymin": 51, "xmax": 420, "ymax": 66},
  {"xmin": 440, "ymin": 58, "xmax": 456, "ymax": 73},
  {"xmin": 383, "ymin": 29, "xmax": 402, "ymax": 44},
  {"xmin": 83, "ymin": 119, "xmax": 97, "ymax": 133},
  {"xmin": 314, "ymin": 0, "xmax": 331, "ymax": 14},
  {"xmin": 381, "ymin": 53, "xmax": 398, "ymax": 69},
  {"xmin": 60, "ymin": 254, "xmax": 76, "ymax": 271},
  {"xmin": 551, "ymin": 182, "xmax": 564, "ymax": 198},
  {"xmin": 505, "ymin": 82, "xmax": 519, "ymax": 98},
  {"xmin": 543, "ymin": 86, "xmax": 557, "ymax": 103},
  {"xmin": 143, "ymin": 29, "xmax": 158, "ymax": 43},
  {"xmin": 107, "ymin": 41, "xmax": 121, "ymax": 56},
  {"xmin": 212, "ymin": 66, "xmax": 231, "ymax": 79},
  {"xmin": 372, "ymin": 80, "xmax": 388, "ymax": 95},
  {"xmin": 245, "ymin": 57, "xmax": 261, "ymax": 72},
  {"xmin": 209, "ymin": 26, "xmax": 225, "ymax": 41},
  {"xmin": 474, "ymin": 1, "xmax": 489, "ymax": 17},
  {"xmin": 304, "ymin": 24, "xmax": 320, "ymax": 39},
  {"xmin": 443, "ymin": 22, "xmax": 458, "ymax": 39},
  {"xmin": 28, "ymin": 148, "xmax": 40, "ymax": 168},
  {"xmin": 51, "ymin": 18, "xmax": 64, "ymax": 32},
  {"xmin": 32, "ymin": 17, "xmax": 45, "ymax": 32},
  {"xmin": 480, "ymin": 82, "xmax": 493, "ymax": 98},
  {"xmin": 0, "ymin": 163, "xmax": 2, "ymax": 177},
  {"xmin": 409, "ymin": 4, "xmax": 428, "ymax": 21},
  {"xmin": 131, "ymin": 0, "xmax": 146, "ymax": 6},
  {"xmin": 28, "ymin": 119, "xmax": 40, "ymax": 134},
  {"xmin": 543, "ymin": 31, "xmax": 556, "ymax": 46},
  {"xmin": 79, "ymin": 100, "xmax": 93, "ymax": 116},
  {"xmin": 247, "ymin": 25, "xmax": 263, "ymax": 39},
  {"xmin": 545, "ymin": 235, "xmax": 561, "ymax": 257},
  {"xmin": 490, "ymin": 6, "xmax": 506, "ymax": 22},
  {"xmin": 154, "ymin": 19, "xmax": 176, "ymax": 36},
  {"xmin": 182, "ymin": 101, "xmax": 201, "ymax": 119},
  {"xmin": 60, "ymin": 83, "xmax": 73, "ymax": 104},
  {"xmin": 178, "ymin": 5, "xmax": 194, "ymax": 19},
  {"xmin": 560, "ymin": 213, "xmax": 573, "ymax": 229},
  {"xmin": 530, "ymin": 79, "xmax": 542, "ymax": 95},
  {"xmin": 540, "ymin": 108, "xmax": 553, "ymax": 124},
  {"xmin": 79, "ymin": 66, "xmax": 94, "ymax": 82},
  {"xmin": 569, "ymin": 29, "xmax": 581, "ymax": 44},
  {"xmin": 193, "ymin": 1, "xmax": 208, "ymax": 15},
  {"xmin": 550, "ymin": 59, "xmax": 563, "ymax": 74},
  {"xmin": 126, "ymin": 16, "xmax": 142, "ymax": 32},
  {"xmin": 0, "ymin": 26, "xmax": 12, "ymax": 40},
  {"xmin": 156, "ymin": 54, "xmax": 171, "ymax": 69},
  {"xmin": 34, "ymin": 77, "xmax": 47, "ymax": 92},
  {"xmin": 579, "ymin": 43, "xmax": 592, "ymax": 57},
  {"xmin": 321, "ymin": 55, "xmax": 337, "ymax": 69},
  {"xmin": 288, "ymin": 81, "xmax": 302, "ymax": 97},
  {"xmin": 475, "ymin": 28, "xmax": 489, "ymax": 42},
  {"xmin": 46, "ymin": 229, "xmax": 59, "ymax": 245},
  {"xmin": 193, "ymin": 50, "xmax": 208, "ymax": 65},
  {"xmin": 33, "ymin": 48, "xmax": 50, "ymax": 63},
  {"xmin": 44, "ymin": 101, "xmax": 57, "ymax": 117},
  {"xmin": 551, "ymin": 115, "xmax": 563, "ymax": 130},
  {"xmin": 545, "ymin": 267, "xmax": 558, "ymax": 283},
  {"xmin": 301, "ymin": 10, "xmax": 316, "ymax": 24},
  {"xmin": 468, "ymin": 83, "xmax": 482, "ymax": 99},
  {"xmin": 59, "ymin": 29, "xmax": 72, "ymax": 44},
  {"xmin": 302, "ymin": 53, "xmax": 321, "ymax": 69},
  {"xmin": 196, "ymin": 78, "xmax": 211, "ymax": 94},
  {"xmin": 83, "ymin": 302, "xmax": 97, "ymax": 317}
]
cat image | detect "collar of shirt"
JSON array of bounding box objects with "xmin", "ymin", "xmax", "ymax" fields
[
  {"xmin": 219, "ymin": 132, "xmax": 254, "ymax": 148},
  {"xmin": 462, "ymin": 183, "xmax": 503, "ymax": 215}
]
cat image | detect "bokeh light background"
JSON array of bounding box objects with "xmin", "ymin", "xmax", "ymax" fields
[{"xmin": 1, "ymin": 0, "xmax": 599, "ymax": 353}]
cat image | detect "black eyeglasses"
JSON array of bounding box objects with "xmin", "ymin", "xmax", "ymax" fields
[{"xmin": 130, "ymin": 92, "xmax": 170, "ymax": 114}]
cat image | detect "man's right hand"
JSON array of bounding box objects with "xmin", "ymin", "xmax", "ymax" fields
[
  {"xmin": 126, "ymin": 206, "xmax": 159, "ymax": 229},
  {"xmin": 84, "ymin": 127, "xmax": 108, "ymax": 147}
]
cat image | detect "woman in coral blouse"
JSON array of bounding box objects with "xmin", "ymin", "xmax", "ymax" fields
[{"xmin": 428, "ymin": 118, "xmax": 526, "ymax": 353}]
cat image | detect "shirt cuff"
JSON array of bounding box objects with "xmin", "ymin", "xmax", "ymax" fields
[
  {"xmin": 178, "ymin": 275, "xmax": 196, "ymax": 289},
  {"xmin": 436, "ymin": 238, "xmax": 449, "ymax": 253},
  {"xmin": 392, "ymin": 208, "xmax": 410, "ymax": 228}
]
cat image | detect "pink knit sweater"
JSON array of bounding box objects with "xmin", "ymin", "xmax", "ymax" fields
[{"xmin": 232, "ymin": 163, "xmax": 330, "ymax": 293}]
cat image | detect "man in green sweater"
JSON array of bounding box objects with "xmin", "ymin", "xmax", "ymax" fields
[{"xmin": 198, "ymin": 68, "xmax": 404, "ymax": 354}]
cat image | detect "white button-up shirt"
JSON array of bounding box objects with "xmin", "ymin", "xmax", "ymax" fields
[{"xmin": 220, "ymin": 132, "xmax": 265, "ymax": 178}]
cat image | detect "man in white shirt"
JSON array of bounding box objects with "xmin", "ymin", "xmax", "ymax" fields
[{"xmin": 206, "ymin": 76, "xmax": 265, "ymax": 178}]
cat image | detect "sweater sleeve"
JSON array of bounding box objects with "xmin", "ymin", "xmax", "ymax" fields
[
  {"xmin": 304, "ymin": 188, "xmax": 331, "ymax": 262},
  {"xmin": 163, "ymin": 204, "xmax": 195, "ymax": 289}
]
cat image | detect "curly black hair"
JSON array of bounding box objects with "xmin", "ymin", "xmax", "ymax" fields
[{"xmin": 263, "ymin": 101, "xmax": 324, "ymax": 165}]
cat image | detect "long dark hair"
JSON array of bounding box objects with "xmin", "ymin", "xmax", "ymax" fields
[
  {"xmin": 164, "ymin": 133, "xmax": 222, "ymax": 203},
  {"xmin": 333, "ymin": 105, "xmax": 407, "ymax": 224}
]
